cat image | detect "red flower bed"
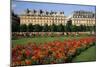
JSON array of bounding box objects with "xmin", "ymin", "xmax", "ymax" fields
[{"xmin": 12, "ymin": 36, "xmax": 96, "ymax": 66}]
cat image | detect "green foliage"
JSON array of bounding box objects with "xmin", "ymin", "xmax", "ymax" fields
[
  {"xmin": 65, "ymin": 20, "xmax": 72, "ymax": 32},
  {"xmin": 43, "ymin": 24, "xmax": 49, "ymax": 32},
  {"xmin": 27, "ymin": 23, "xmax": 33, "ymax": 32},
  {"xmin": 20, "ymin": 24, "xmax": 27, "ymax": 32},
  {"xmin": 50, "ymin": 23, "xmax": 57, "ymax": 32},
  {"xmin": 33, "ymin": 24, "xmax": 42, "ymax": 32},
  {"xmin": 57, "ymin": 24, "xmax": 64, "ymax": 32},
  {"xmin": 12, "ymin": 22, "xmax": 20, "ymax": 32},
  {"xmin": 13, "ymin": 20, "xmax": 96, "ymax": 32}
]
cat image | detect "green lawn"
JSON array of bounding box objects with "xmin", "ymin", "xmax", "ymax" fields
[
  {"xmin": 12, "ymin": 35, "xmax": 92, "ymax": 47},
  {"xmin": 72, "ymin": 45, "xmax": 96, "ymax": 62}
]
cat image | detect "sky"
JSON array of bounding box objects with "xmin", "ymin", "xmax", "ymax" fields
[{"xmin": 12, "ymin": 1, "xmax": 96, "ymax": 16}]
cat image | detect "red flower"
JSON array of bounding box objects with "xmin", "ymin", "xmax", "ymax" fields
[
  {"xmin": 25, "ymin": 59, "xmax": 32, "ymax": 65},
  {"xmin": 12, "ymin": 36, "xmax": 96, "ymax": 66},
  {"xmin": 25, "ymin": 49, "xmax": 31, "ymax": 57}
]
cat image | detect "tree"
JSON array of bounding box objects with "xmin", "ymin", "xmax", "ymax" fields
[
  {"xmin": 12, "ymin": 22, "xmax": 20, "ymax": 32},
  {"xmin": 43, "ymin": 24, "xmax": 49, "ymax": 32},
  {"xmin": 79, "ymin": 25, "xmax": 84, "ymax": 32},
  {"xmin": 27, "ymin": 23, "xmax": 33, "ymax": 32},
  {"xmin": 72, "ymin": 25, "xmax": 77, "ymax": 32},
  {"xmin": 33, "ymin": 24, "xmax": 42, "ymax": 32},
  {"xmin": 57, "ymin": 24, "xmax": 64, "ymax": 32},
  {"xmin": 20, "ymin": 24, "xmax": 27, "ymax": 32},
  {"xmin": 50, "ymin": 23, "xmax": 57, "ymax": 32},
  {"xmin": 93, "ymin": 25, "xmax": 96, "ymax": 32},
  {"xmin": 65, "ymin": 20, "xmax": 72, "ymax": 32}
]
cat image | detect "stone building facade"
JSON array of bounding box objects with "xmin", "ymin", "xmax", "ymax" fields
[
  {"xmin": 71, "ymin": 11, "xmax": 96, "ymax": 26},
  {"xmin": 19, "ymin": 9, "xmax": 96, "ymax": 26},
  {"xmin": 19, "ymin": 9, "xmax": 67, "ymax": 26}
]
